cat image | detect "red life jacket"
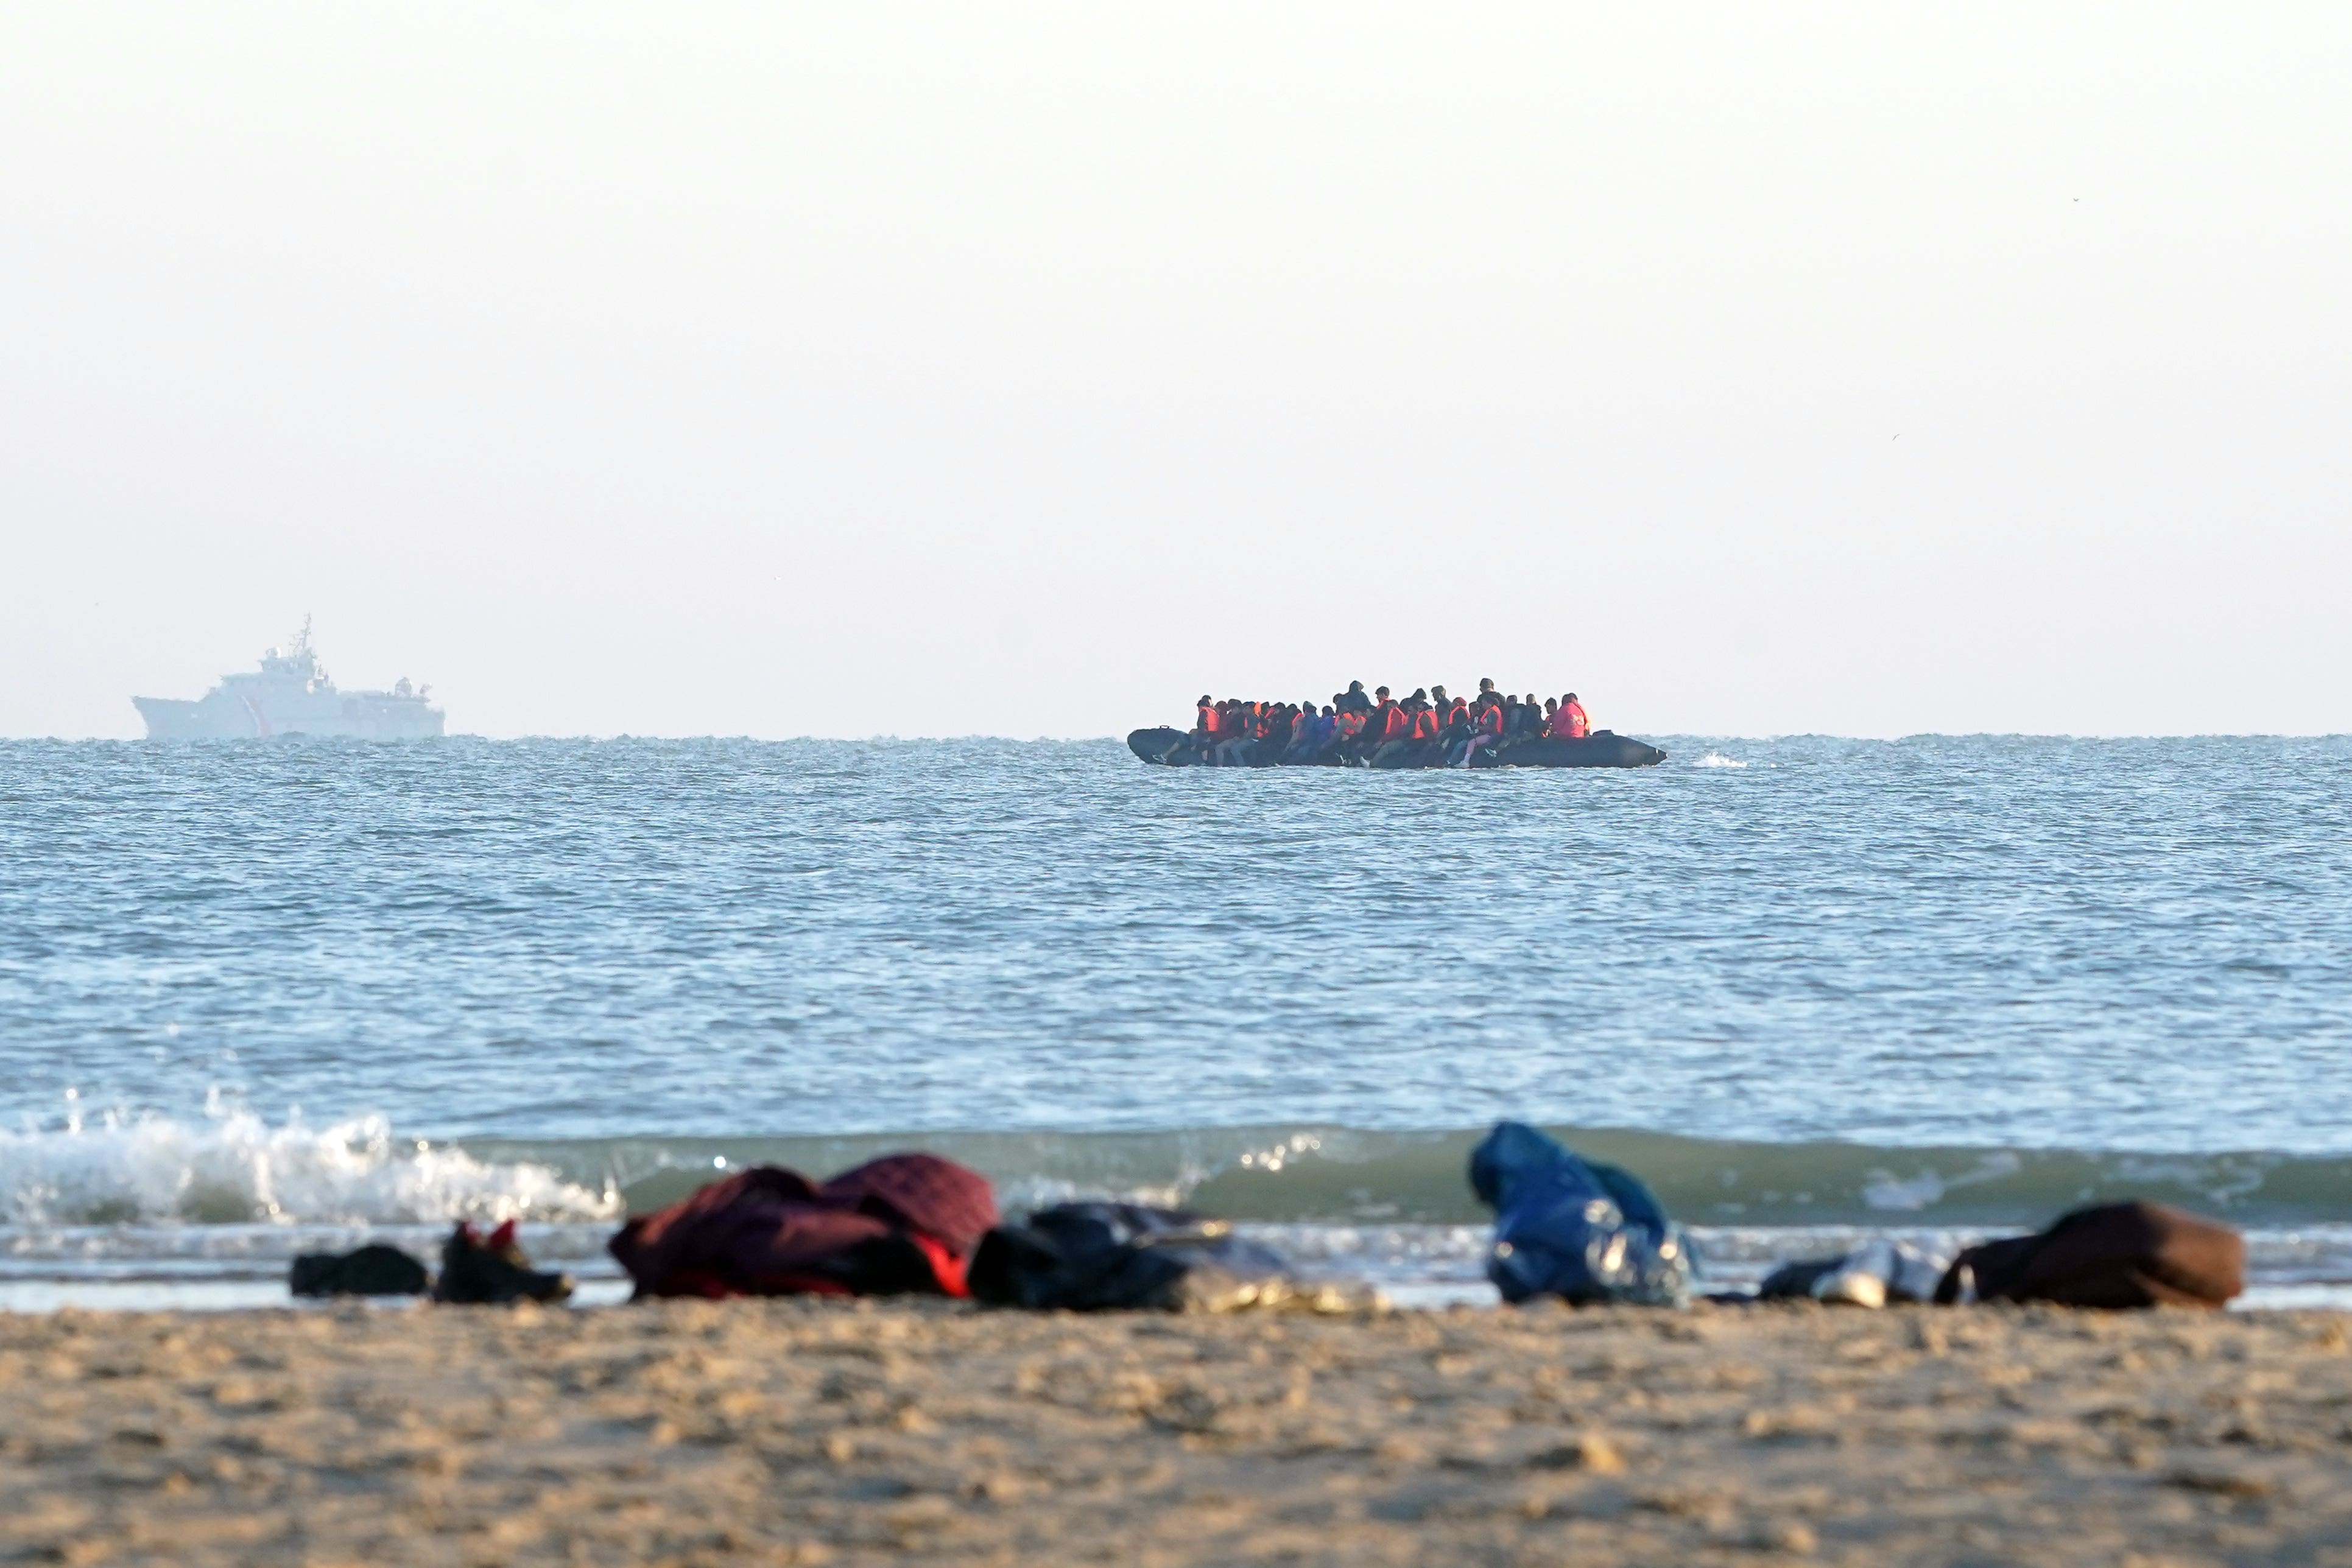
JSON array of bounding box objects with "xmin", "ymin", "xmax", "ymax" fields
[
  {"xmin": 1564, "ymin": 700, "xmax": 1590, "ymax": 739},
  {"xmin": 1477, "ymin": 703, "xmax": 1505, "ymax": 736}
]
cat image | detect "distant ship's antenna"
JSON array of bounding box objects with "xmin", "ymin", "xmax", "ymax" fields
[{"xmin": 292, "ymin": 614, "xmax": 312, "ymax": 658}]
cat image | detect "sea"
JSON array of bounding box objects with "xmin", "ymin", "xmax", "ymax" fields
[{"xmin": 2, "ymin": 734, "xmax": 2348, "ymax": 1311}]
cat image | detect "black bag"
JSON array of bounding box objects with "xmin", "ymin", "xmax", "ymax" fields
[
  {"xmin": 969, "ymin": 1203, "xmax": 1330, "ymax": 1312},
  {"xmin": 289, "ymin": 1243, "xmax": 429, "ymax": 1298}
]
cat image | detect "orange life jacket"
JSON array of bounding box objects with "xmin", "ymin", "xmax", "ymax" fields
[
  {"xmin": 1409, "ymin": 707, "xmax": 1438, "ymax": 741},
  {"xmin": 1198, "ymin": 703, "xmax": 1219, "ymax": 735},
  {"xmin": 1477, "ymin": 703, "xmax": 1505, "ymax": 736},
  {"xmin": 1564, "ymin": 700, "xmax": 1590, "ymax": 739},
  {"xmin": 1336, "ymin": 711, "xmax": 1366, "ymax": 739}
]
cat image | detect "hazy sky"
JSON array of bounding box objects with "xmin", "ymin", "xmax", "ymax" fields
[{"xmin": 4, "ymin": 5, "xmax": 2347, "ymax": 739}]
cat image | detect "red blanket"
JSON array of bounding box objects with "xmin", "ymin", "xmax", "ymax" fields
[{"xmin": 609, "ymin": 1155, "xmax": 998, "ymax": 1300}]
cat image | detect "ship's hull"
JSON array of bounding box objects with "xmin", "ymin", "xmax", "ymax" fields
[
  {"xmin": 1127, "ymin": 728, "xmax": 1666, "ymax": 769},
  {"xmin": 133, "ymin": 691, "xmax": 445, "ymax": 740}
]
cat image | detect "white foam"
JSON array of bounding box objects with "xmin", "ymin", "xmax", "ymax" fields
[
  {"xmin": 0, "ymin": 1113, "xmax": 621, "ymax": 1228},
  {"xmin": 1692, "ymin": 752, "xmax": 1748, "ymax": 768},
  {"xmin": 1861, "ymin": 1151, "xmax": 2023, "ymax": 1212}
]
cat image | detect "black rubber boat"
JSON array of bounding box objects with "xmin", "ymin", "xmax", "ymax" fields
[{"xmin": 1125, "ymin": 728, "xmax": 1667, "ymax": 769}]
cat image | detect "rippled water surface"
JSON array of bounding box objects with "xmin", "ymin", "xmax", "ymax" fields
[
  {"xmin": 3, "ymin": 734, "xmax": 2351, "ymax": 1303},
  {"xmin": 5, "ymin": 735, "xmax": 2347, "ymax": 1147}
]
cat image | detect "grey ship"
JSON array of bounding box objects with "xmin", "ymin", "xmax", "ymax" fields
[{"xmin": 133, "ymin": 620, "xmax": 445, "ymax": 740}]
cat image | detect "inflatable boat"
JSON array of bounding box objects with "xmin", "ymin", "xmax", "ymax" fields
[{"xmin": 1126, "ymin": 728, "xmax": 1667, "ymax": 769}]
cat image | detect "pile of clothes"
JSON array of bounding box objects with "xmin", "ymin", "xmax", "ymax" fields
[
  {"xmin": 295, "ymin": 1156, "xmax": 1368, "ymax": 1312},
  {"xmin": 1466, "ymin": 1120, "xmax": 2242, "ymax": 1312},
  {"xmin": 292, "ymin": 1123, "xmax": 2247, "ymax": 1315},
  {"xmin": 1750, "ymin": 1203, "xmax": 2247, "ymax": 1310}
]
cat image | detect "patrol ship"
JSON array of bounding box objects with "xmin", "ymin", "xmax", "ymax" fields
[{"xmin": 133, "ymin": 620, "xmax": 445, "ymax": 740}]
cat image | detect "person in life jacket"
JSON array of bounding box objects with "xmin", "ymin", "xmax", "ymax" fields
[
  {"xmin": 1324, "ymin": 688, "xmax": 1377, "ymax": 763},
  {"xmin": 1336, "ymin": 681, "xmax": 1373, "ymax": 715},
  {"xmin": 1488, "ymin": 684, "xmax": 1513, "ymax": 734},
  {"xmin": 1276, "ymin": 701, "xmax": 1311, "ymax": 762},
  {"xmin": 1242, "ymin": 701, "xmax": 1286, "ymax": 764},
  {"xmin": 1404, "ymin": 690, "xmax": 1439, "ymax": 741},
  {"xmin": 1353, "ymin": 687, "xmax": 1403, "ymax": 756},
  {"xmin": 1366, "ymin": 690, "xmax": 1430, "ymax": 765},
  {"xmin": 1549, "ymin": 692, "xmax": 1591, "ymax": 740},
  {"xmin": 1432, "ymin": 698, "xmax": 1468, "ymax": 761},
  {"xmin": 1457, "ymin": 694, "xmax": 1509, "ymax": 767},
  {"xmin": 1286, "ymin": 703, "xmax": 1339, "ymax": 763},
  {"xmin": 1213, "ymin": 701, "xmax": 1259, "ymax": 765}
]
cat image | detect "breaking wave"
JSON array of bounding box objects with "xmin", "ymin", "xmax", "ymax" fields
[
  {"xmin": 7, "ymin": 1118, "xmax": 2349, "ymax": 1231},
  {"xmin": 1692, "ymin": 751, "xmax": 1749, "ymax": 767},
  {"xmin": 456, "ymin": 1125, "xmax": 2352, "ymax": 1228},
  {"xmin": 0, "ymin": 1113, "xmax": 621, "ymax": 1228}
]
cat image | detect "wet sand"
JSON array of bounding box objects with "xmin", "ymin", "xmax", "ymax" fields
[{"xmin": 3, "ymin": 1299, "xmax": 2348, "ymax": 1567}]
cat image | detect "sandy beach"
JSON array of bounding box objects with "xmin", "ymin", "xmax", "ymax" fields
[{"xmin": 4, "ymin": 1299, "xmax": 2348, "ymax": 1567}]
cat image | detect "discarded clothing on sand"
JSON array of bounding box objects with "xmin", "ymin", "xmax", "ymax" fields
[
  {"xmin": 434, "ymin": 1220, "xmax": 575, "ymax": 1304},
  {"xmin": 968, "ymin": 1201, "xmax": 1377, "ymax": 1313},
  {"xmin": 1758, "ymin": 1239, "xmax": 1950, "ymax": 1307},
  {"xmin": 1935, "ymin": 1201, "xmax": 2244, "ymax": 1309},
  {"xmin": 609, "ymin": 1155, "xmax": 998, "ymax": 1300},
  {"xmin": 1471, "ymin": 1122, "xmax": 1692, "ymax": 1307},
  {"xmin": 289, "ymin": 1242, "xmax": 431, "ymax": 1298}
]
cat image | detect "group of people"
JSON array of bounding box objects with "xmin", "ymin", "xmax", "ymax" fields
[{"xmin": 1186, "ymin": 680, "xmax": 1592, "ymax": 767}]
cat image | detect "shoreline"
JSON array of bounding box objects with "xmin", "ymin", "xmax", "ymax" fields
[
  {"xmin": 5, "ymin": 1299, "xmax": 2349, "ymax": 1566},
  {"xmin": 5, "ymin": 1216, "xmax": 2351, "ymax": 1315}
]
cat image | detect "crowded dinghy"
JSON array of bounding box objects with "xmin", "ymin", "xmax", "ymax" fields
[{"xmin": 1128, "ymin": 680, "xmax": 1667, "ymax": 769}]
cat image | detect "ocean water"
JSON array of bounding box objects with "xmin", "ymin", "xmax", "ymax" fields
[{"xmin": 2, "ymin": 733, "xmax": 2348, "ymax": 1309}]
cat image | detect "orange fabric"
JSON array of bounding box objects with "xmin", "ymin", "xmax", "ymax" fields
[
  {"xmin": 909, "ymin": 1232, "xmax": 971, "ymax": 1298},
  {"xmin": 1564, "ymin": 700, "xmax": 1590, "ymax": 739},
  {"xmin": 1409, "ymin": 708, "xmax": 1438, "ymax": 741}
]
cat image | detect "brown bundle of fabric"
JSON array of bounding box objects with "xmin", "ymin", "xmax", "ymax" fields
[{"xmin": 1935, "ymin": 1201, "xmax": 2244, "ymax": 1309}]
